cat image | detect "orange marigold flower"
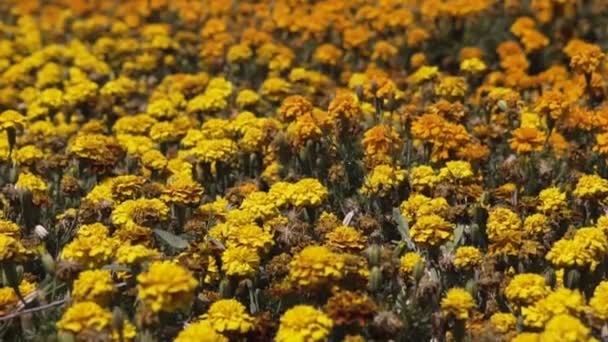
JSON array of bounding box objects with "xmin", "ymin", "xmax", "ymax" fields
[{"xmin": 509, "ymin": 127, "xmax": 546, "ymax": 153}]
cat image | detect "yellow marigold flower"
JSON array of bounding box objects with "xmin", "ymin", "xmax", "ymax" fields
[
  {"xmin": 410, "ymin": 165, "xmax": 438, "ymax": 191},
  {"xmin": 0, "ymin": 220, "xmax": 20, "ymax": 238},
  {"xmin": 236, "ymin": 89, "xmax": 260, "ymax": 108},
  {"xmin": 360, "ymin": 164, "xmax": 407, "ymax": 197},
  {"xmin": 116, "ymin": 134, "xmax": 155, "ymax": 157},
  {"xmin": 523, "ymin": 213, "xmax": 550, "ymax": 238},
  {"xmin": 590, "ymin": 281, "xmax": 608, "ymax": 320},
  {"xmin": 240, "ymin": 191, "xmax": 279, "ymax": 220},
  {"xmin": 224, "ymin": 224, "xmax": 274, "ymax": 252},
  {"xmin": 161, "ymin": 176, "xmax": 204, "ymax": 205},
  {"xmin": 260, "ymin": 77, "xmax": 291, "ymax": 102},
  {"xmin": 0, "ymin": 280, "xmax": 36, "ymax": 315},
  {"xmin": 509, "ymin": 127, "xmax": 546, "ymax": 154},
  {"xmin": 77, "ymin": 223, "xmax": 110, "ymax": 238},
  {"xmin": 149, "ymin": 121, "xmax": 183, "ymax": 143},
  {"xmin": 548, "ymin": 227, "xmax": 607, "ymax": 271},
  {"xmin": 400, "ymin": 194, "xmax": 449, "ymax": 224},
  {"xmin": 440, "ymin": 288, "xmax": 476, "ymax": 320},
  {"xmin": 486, "ymin": 207, "xmax": 522, "ymax": 244},
  {"xmin": 505, "ymin": 273, "xmax": 549, "ymax": 306},
  {"xmin": 362, "ymin": 125, "xmax": 402, "ymax": 163},
  {"xmin": 61, "ymin": 235, "xmax": 116, "ymax": 269},
  {"xmin": 286, "ymin": 114, "xmax": 323, "ymax": 147},
  {"xmin": 201, "ymin": 299, "xmax": 255, "ymax": 334},
  {"xmin": 437, "ymin": 160, "xmax": 474, "ymax": 183},
  {"xmin": 226, "ymin": 44, "xmax": 253, "ymax": 63},
  {"xmin": 68, "ymin": 134, "xmax": 124, "ymax": 166},
  {"xmin": 100, "ymin": 76, "xmax": 137, "ymax": 98},
  {"xmin": 453, "ymin": 246, "xmax": 483, "ymax": 269},
  {"xmin": 409, "ymin": 65, "xmax": 439, "ymax": 84},
  {"xmin": 147, "ymin": 98, "xmax": 179, "ymax": 120},
  {"xmin": 410, "ymin": 214, "xmax": 454, "ymax": 247},
  {"xmin": 15, "ymin": 171, "xmax": 47, "ymax": 194},
  {"xmin": 57, "ymin": 301, "xmax": 111, "ymax": 334},
  {"xmin": 490, "ymin": 312, "xmax": 517, "ymax": 334},
  {"xmin": 539, "ymin": 314, "xmax": 593, "ymax": 342},
  {"xmin": 313, "ymin": 44, "xmax": 343, "ymax": 66},
  {"xmin": 573, "ymin": 174, "xmax": 608, "ymax": 199},
  {"xmin": 522, "ymin": 288, "xmax": 586, "ymax": 328},
  {"xmin": 141, "ymin": 149, "xmax": 167, "ymax": 171},
  {"xmin": 276, "ymin": 305, "xmax": 333, "ymax": 342},
  {"xmin": 400, "ymin": 252, "xmax": 424, "ymax": 277},
  {"xmin": 460, "ymin": 57, "xmax": 487, "ymax": 74},
  {"xmin": 174, "ymin": 320, "xmax": 228, "ymax": 342},
  {"xmin": 112, "ymin": 198, "xmax": 169, "ymax": 229},
  {"xmin": 221, "ymin": 246, "xmax": 260, "ymax": 277},
  {"xmin": 325, "ymin": 225, "xmax": 367, "ymax": 252},
  {"xmin": 569, "ymin": 42, "xmax": 605, "ymax": 74},
  {"xmin": 0, "ymin": 233, "xmax": 28, "ymax": 262},
  {"xmin": 534, "ymin": 90, "xmax": 569, "ymax": 120},
  {"xmin": 187, "ymin": 89, "xmax": 228, "ymax": 114},
  {"xmin": 13, "ymin": 145, "xmax": 44, "ymax": 165},
  {"xmin": 72, "ymin": 269, "xmax": 114, "ymax": 305},
  {"xmin": 434, "ymin": 76, "xmax": 468, "ymax": 98},
  {"xmin": 538, "ymin": 187, "xmax": 567, "ymax": 214},
  {"xmin": 0, "ymin": 109, "xmax": 25, "ymax": 130},
  {"xmin": 189, "ymin": 138, "xmax": 238, "ymax": 165},
  {"xmin": 328, "ymin": 94, "xmax": 361, "ymax": 122},
  {"xmin": 285, "ymin": 178, "xmax": 328, "ymax": 207},
  {"xmin": 288, "ymin": 245, "xmax": 344, "ymax": 288},
  {"xmin": 278, "ymin": 95, "xmax": 313, "ymax": 122},
  {"xmin": 115, "ymin": 244, "xmax": 160, "ymax": 265},
  {"xmin": 137, "ymin": 261, "xmax": 198, "ymax": 312}
]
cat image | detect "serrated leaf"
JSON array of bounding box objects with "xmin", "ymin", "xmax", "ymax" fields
[
  {"xmin": 392, "ymin": 208, "xmax": 415, "ymax": 250},
  {"xmin": 154, "ymin": 228, "xmax": 189, "ymax": 250}
]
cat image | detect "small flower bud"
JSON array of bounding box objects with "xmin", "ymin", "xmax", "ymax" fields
[
  {"xmin": 367, "ymin": 244, "xmax": 381, "ymax": 266},
  {"xmin": 41, "ymin": 253, "xmax": 56, "ymax": 275},
  {"xmin": 369, "ymin": 266, "xmax": 383, "ymax": 292}
]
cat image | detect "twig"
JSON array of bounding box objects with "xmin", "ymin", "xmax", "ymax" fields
[{"xmin": 0, "ymin": 298, "xmax": 67, "ymax": 321}]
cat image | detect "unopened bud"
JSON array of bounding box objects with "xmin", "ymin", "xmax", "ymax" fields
[
  {"xmin": 369, "ymin": 266, "xmax": 383, "ymax": 292},
  {"xmin": 41, "ymin": 253, "xmax": 56, "ymax": 275},
  {"xmin": 413, "ymin": 260, "xmax": 425, "ymax": 282},
  {"xmin": 367, "ymin": 244, "xmax": 381, "ymax": 266}
]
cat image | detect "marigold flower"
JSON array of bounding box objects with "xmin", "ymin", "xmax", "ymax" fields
[
  {"xmin": 137, "ymin": 261, "xmax": 198, "ymax": 312},
  {"xmin": 440, "ymin": 288, "xmax": 476, "ymax": 320},
  {"xmin": 573, "ymin": 174, "xmax": 608, "ymax": 199},
  {"xmin": 221, "ymin": 246, "xmax": 260, "ymax": 278},
  {"xmin": 410, "ymin": 214, "xmax": 454, "ymax": 247},
  {"xmin": 285, "ymin": 178, "xmax": 328, "ymax": 207},
  {"xmin": 201, "ymin": 299, "xmax": 255, "ymax": 334},
  {"xmin": 410, "ymin": 165, "xmax": 438, "ymax": 191},
  {"xmin": 509, "ymin": 127, "xmax": 546, "ymax": 153},
  {"xmin": 490, "ymin": 312, "xmax": 517, "ymax": 334},
  {"xmin": 590, "ymin": 281, "xmax": 608, "ymax": 320},
  {"xmin": 61, "ymin": 235, "xmax": 116, "ymax": 269},
  {"xmin": 434, "ymin": 76, "xmax": 468, "ymax": 98},
  {"xmin": 453, "ymin": 246, "xmax": 483, "ymax": 269},
  {"xmin": 325, "ymin": 225, "xmax": 367, "ymax": 252},
  {"xmin": 115, "ymin": 244, "xmax": 160, "ymax": 265},
  {"xmin": 460, "ymin": 57, "xmax": 487, "ymax": 74},
  {"xmin": 438, "ymin": 160, "xmax": 474, "ymax": 183},
  {"xmin": 569, "ymin": 42, "xmax": 605, "ymax": 74},
  {"xmin": 360, "ymin": 164, "xmax": 407, "ymax": 197},
  {"xmin": 505, "ymin": 273, "xmax": 549, "ymax": 306},
  {"xmin": 400, "ymin": 252, "xmax": 424, "ymax": 277},
  {"xmin": 15, "ymin": 171, "xmax": 47, "ymax": 194},
  {"xmin": 276, "ymin": 305, "xmax": 333, "ymax": 342},
  {"xmin": 538, "ymin": 187, "xmax": 567, "ymax": 214},
  {"xmin": 57, "ymin": 301, "xmax": 112, "ymax": 335},
  {"xmin": 72, "ymin": 269, "xmax": 114, "ymax": 305},
  {"xmin": 287, "ymin": 245, "xmax": 344, "ymax": 288},
  {"xmin": 174, "ymin": 320, "xmax": 228, "ymax": 342},
  {"xmin": 539, "ymin": 314, "xmax": 592, "ymax": 342},
  {"xmin": 0, "ymin": 280, "xmax": 36, "ymax": 315},
  {"xmin": 522, "ymin": 288, "xmax": 586, "ymax": 328}
]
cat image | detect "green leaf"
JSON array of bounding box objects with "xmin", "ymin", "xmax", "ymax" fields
[
  {"xmin": 392, "ymin": 208, "xmax": 415, "ymax": 250},
  {"xmin": 153, "ymin": 229, "xmax": 189, "ymax": 250}
]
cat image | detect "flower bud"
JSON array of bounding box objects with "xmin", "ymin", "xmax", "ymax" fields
[
  {"xmin": 367, "ymin": 244, "xmax": 381, "ymax": 267},
  {"xmin": 219, "ymin": 278, "xmax": 233, "ymax": 298},
  {"xmin": 41, "ymin": 253, "xmax": 56, "ymax": 275},
  {"xmin": 369, "ymin": 266, "xmax": 383, "ymax": 292},
  {"xmin": 413, "ymin": 260, "xmax": 426, "ymax": 283}
]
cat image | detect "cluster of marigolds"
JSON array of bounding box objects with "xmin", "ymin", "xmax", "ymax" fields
[{"xmin": 1, "ymin": 0, "xmax": 608, "ymax": 341}]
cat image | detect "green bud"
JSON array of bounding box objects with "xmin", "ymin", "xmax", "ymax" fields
[
  {"xmin": 367, "ymin": 244, "xmax": 381, "ymax": 266},
  {"xmin": 497, "ymin": 100, "xmax": 508, "ymax": 112},
  {"xmin": 57, "ymin": 332, "xmax": 76, "ymax": 342},
  {"xmin": 566, "ymin": 269, "xmax": 580, "ymax": 289},
  {"xmin": 413, "ymin": 260, "xmax": 426, "ymax": 282},
  {"xmin": 369, "ymin": 266, "xmax": 383, "ymax": 292},
  {"xmin": 219, "ymin": 278, "xmax": 233, "ymax": 298},
  {"xmin": 465, "ymin": 279, "xmax": 478, "ymax": 296},
  {"xmin": 544, "ymin": 268, "xmax": 556, "ymax": 288}
]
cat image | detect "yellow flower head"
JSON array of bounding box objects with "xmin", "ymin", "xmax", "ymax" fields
[
  {"xmin": 360, "ymin": 164, "xmax": 407, "ymax": 197},
  {"xmin": 174, "ymin": 320, "xmax": 228, "ymax": 342},
  {"xmin": 490, "ymin": 312, "xmax": 517, "ymax": 334},
  {"xmin": 201, "ymin": 299, "xmax": 255, "ymax": 334},
  {"xmin": 410, "ymin": 214, "xmax": 454, "ymax": 247},
  {"xmin": 325, "ymin": 225, "xmax": 367, "ymax": 252},
  {"xmin": 136, "ymin": 261, "xmax": 198, "ymax": 312},
  {"xmin": 453, "ymin": 246, "xmax": 483, "ymax": 269},
  {"xmin": 221, "ymin": 246, "xmax": 260, "ymax": 278},
  {"xmin": 590, "ymin": 281, "xmax": 608, "ymax": 320},
  {"xmin": 288, "ymin": 245, "xmax": 344, "ymax": 289},
  {"xmin": 505, "ymin": 273, "xmax": 549, "ymax": 307},
  {"xmin": 276, "ymin": 305, "xmax": 333, "ymax": 342},
  {"xmin": 538, "ymin": 187, "xmax": 567, "ymax": 214},
  {"xmin": 400, "ymin": 252, "xmax": 424, "ymax": 276},
  {"xmin": 57, "ymin": 301, "xmax": 111, "ymax": 334},
  {"xmin": 539, "ymin": 314, "xmax": 592, "ymax": 342},
  {"xmin": 72, "ymin": 269, "xmax": 115, "ymax": 305},
  {"xmin": 440, "ymin": 288, "xmax": 476, "ymax": 320},
  {"xmin": 285, "ymin": 178, "xmax": 328, "ymax": 207},
  {"xmin": 573, "ymin": 174, "xmax": 608, "ymax": 199}
]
